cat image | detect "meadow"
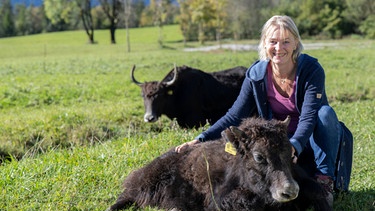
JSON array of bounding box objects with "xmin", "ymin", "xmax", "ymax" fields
[{"xmin": 0, "ymin": 25, "xmax": 374, "ymax": 210}]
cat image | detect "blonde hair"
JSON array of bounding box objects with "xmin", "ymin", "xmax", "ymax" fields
[{"xmin": 258, "ymin": 15, "xmax": 304, "ymax": 62}]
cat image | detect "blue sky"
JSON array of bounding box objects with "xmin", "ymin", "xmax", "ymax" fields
[{"xmin": 11, "ymin": 0, "xmax": 43, "ymax": 6}]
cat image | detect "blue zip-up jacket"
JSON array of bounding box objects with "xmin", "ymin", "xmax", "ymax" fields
[{"xmin": 196, "ymin": 54, "xmax": 328, "ymax": 155}]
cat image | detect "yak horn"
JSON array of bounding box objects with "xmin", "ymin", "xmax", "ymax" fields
[
  {"xmin": 165, "ymin": 64, "xmax": 178, "ymax": 87},
  {"xmin": 130, "ymin": 65, "xmax": 143, "ymax": 85},
  {"xmin": 281, "ymin": 115, "xmax": 291, "ymax": 126}
]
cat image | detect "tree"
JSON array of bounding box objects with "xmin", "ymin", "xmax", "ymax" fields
[
  {"xmin": 225, "ymin": 0, "xmax": 251, "ymax": 41},
  {"xmin": 27, "ymin": 5, "xmax": 47, "ymax": 35},
  {"xmin": 16, "ymin": 5, "xmax": 26, "ymax": 32},
  {"xmin": 178, "ymin": 0, "xmax": 194, "ymax": 44},
  {"xmin": 343, "ymin": 0, "xmax": 375, "ymax": 37},
  {"xmin": 92, "ymin": 5, "xmax": 110, "ymax": 29},
  {"xmin": 296, "ymin": 0, "xmax": 348, "ymax": 38},
  {"xmin": 76, "ymin": 0, "xmax": 96, "ymax": 44},
  {"xmin": 44, "ymin": 0, "xmax": 76, "ymax": 31},
  {"xmin": 179, "ymin": 0, "xmax": 268, "ymax": 43},
  {"xmin": 212, "ymin": 0, "xmax": 227, "ymax": 46},
  {"xmin": 0, "ymin": 0, "xmax": 15, "ymax": 37},
  {"xmin": 15, "ymin": 4, "xmax": 29, "ymax": 35},
  {"xmin": 270, "ymin": 0, "xmax": 300, "ymax": 20},
  {"xmin": 139, "ymin": 6, "xmax": 153, "ymax": 26},
  {"xmin": 359, "ymin": 14, "xmax": 375, "ymax": 39},
  {"xmin": 189, "ymin": 0, "xmax": 216, "ymax": 44},
  {"xmin": 129, "ymin": 1, "xmax": 146, "ymax": 27},
  {"xmin": 99, "ymin": 0, "xmax": 122, "ymax": 44},
  {"xmin": 320, "ymin": 3, "xmax": 343, "ymax": 38},
  {"xmin": 123, "ymin": 0, "xmax": 132, "ymax": 52},
  {"xmin": 149, "ymin": 0, "xmax": 173, "ymax": 47}
]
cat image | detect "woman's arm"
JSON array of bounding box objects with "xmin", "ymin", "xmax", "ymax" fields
[{"xmin": 290, "ymin": 58, "xmax": 326, "ymax": 155}]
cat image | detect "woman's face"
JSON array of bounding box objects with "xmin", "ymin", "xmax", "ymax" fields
[{"xmin": 265, "ymin": 28, "xmax": 297, "ymax": 66}]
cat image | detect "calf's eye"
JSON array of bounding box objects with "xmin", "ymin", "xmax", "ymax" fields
[{"xmin": 253, "ymin": 153, "xmax": 266, "ymax": 163}]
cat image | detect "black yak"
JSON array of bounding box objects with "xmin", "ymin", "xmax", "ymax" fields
[
  {"xmin": 108, "ymin": 117, "xmax": 330, "ymax": 211},
  {"xmin": 131, "ymin": 65, "xmax": 247, "ymax": 128}
]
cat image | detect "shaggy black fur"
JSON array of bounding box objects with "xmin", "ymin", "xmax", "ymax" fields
[{"xmin": 108, "ymin": 118, "xmax": 330, "ymax": 211}]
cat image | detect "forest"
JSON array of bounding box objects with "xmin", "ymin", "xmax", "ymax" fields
[{"xmin": 0, "ymin": 0, "xmax": 374, "ymax": 44}]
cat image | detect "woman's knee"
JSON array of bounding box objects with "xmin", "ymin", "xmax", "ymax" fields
[{"xmin": 318, "ymin": 105, "xmax": 338, "ymax": 125}]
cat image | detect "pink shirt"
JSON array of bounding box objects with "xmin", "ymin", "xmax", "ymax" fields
[{"xmin": 267, "ymin": 64, "xmax": 299, "ymax": 134}]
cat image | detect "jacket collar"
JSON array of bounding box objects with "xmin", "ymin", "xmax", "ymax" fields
[{"xmin": 246, "ymin": 60, "xmax": 269, "ymax": 81}]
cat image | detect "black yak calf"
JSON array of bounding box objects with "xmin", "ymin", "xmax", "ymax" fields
[{"xmin": 108, "ymin": 117, "xmax": 330, "ymax": 211}]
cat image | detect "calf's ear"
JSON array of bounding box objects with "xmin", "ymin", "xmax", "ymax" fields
[
  {"xmin": 229, "ymin": 126, "xmax": 247, "ymax": 139},
  {"xmin": 221, "ymin": 128, "xmax": 235, "ymax": 143},
  {"xmin": 222, "ymin": 129, "xmax": 238, "ymax": 155},
  {"xmin": 221, "ymin": 126, "xmax": 248, "ymax": 155}
]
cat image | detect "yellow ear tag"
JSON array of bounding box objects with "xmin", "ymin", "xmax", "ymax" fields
[{"xmin": 225, "ymin": 142, "xmax": 237, "ymax": 155}]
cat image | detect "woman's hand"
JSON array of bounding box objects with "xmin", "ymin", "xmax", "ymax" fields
[
  {"xmin": 291, "ymin": 146, "xmax": 298, "ymax": 164},
  {"xmin": 175, "ymin": 139, "xmax": 200, "ymax": 153}
]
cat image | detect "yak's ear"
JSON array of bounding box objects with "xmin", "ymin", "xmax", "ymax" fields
[
  {"xmin": 221, "ymin": 126, "xmax": 247, "ymax": 156},
  {"xmin": 221, "ymin": 128, "xmax": 235, "ymax": 143},
  {"xmin": 229, "ymin": 126, "xmax": 247, "ymax": 140}
]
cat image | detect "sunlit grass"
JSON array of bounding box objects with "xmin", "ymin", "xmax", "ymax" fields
[{"xmin": 0, "ymin": 26, "xmax": 374, "ymax": 210}]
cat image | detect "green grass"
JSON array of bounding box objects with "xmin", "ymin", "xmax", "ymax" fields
[{"xmin": 0, "ymin": 25, "xmax": 374, "ymax": 210}]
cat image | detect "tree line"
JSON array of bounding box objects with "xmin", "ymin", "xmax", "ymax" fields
[{"xmin": 0, "ymin": 0, "xmax": 374, "ymax": 46}]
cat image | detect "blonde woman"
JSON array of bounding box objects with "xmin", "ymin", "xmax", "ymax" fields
[{"xmin": 175, "ymin": 15, "xmax": 353, "ymax": 208}]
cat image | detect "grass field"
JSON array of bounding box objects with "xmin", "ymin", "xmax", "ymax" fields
[{"xmin": 0, "ymin": 25, "xmax": 374, "ymax": 210}]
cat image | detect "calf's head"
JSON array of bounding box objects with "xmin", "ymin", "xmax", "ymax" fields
[
  {"xmin": 131, "ymin": 65, "xmax": 178, "ymax": 123},
  {"xmin": 222, "ymin": 117, "xmax": 299, "ymax": 202}
]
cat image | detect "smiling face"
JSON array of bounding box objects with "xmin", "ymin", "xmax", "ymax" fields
[
  {"xmin": 265, "ymin": 28, "xmax": 297, "ymax": 66},
  {"xmin": 258, "ymin": 16, "xmax": 303, "ymax": 62}
]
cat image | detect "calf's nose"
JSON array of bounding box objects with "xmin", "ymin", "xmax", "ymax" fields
[{"xmin": 274, "ymin": 181, "xmax": 299, "ymax": 202}]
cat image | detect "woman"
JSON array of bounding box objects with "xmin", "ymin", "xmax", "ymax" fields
[{"xmin": 175, "ymin": 15, "xmax": 352, "ymax": 207}]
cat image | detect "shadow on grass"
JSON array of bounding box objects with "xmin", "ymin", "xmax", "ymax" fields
[
  {"xmin": 160, "ymin": 44, "xmax": 176, "ymax": 50},
  {"xmin": 334, "ymin": 189, "xmax": 375, "ymax": 210},
  {"xmin": 328, "ymin": 86, "xmax": 375, "ymax": 104}
]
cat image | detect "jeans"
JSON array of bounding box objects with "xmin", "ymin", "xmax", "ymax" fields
[{"xmin": 297, "ymin": 105, "xmax": 341, "ymax": 179}]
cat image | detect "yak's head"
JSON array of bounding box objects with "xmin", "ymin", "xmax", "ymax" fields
[
  {"xmin": 221, "ymin": 116, "xmax": 299, "ymax": 203},
  {"xmin": 131, "ymin": 65, "xmax": 178, "ymax": 123}
]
